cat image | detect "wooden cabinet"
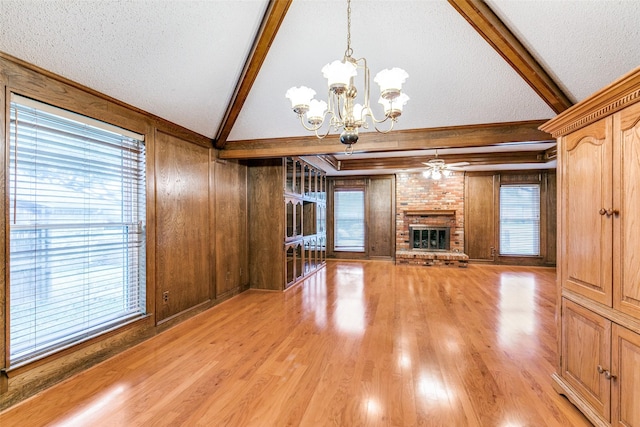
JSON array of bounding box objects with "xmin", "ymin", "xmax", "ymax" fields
[
  {"xmin": 561, "ymin": 299, "xmax": 611, "ymax": 421},
  {"xmin": 541, "ymin": 66, "xmax": 640, "ymax": 427},
  {"xmin": 249, "ymin": 157, "xmax": 326, "ymax": 291},
  {"xmin": 611, "ymin": 324, "xmax": 640, "ymax": 426},
  {"xmin": 613, "ymin": 102, "xmax": 640, "ymax": 320}
]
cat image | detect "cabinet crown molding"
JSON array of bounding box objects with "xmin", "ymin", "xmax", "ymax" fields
[{"xmin": 540, "ymin": 66, "xmax": 640, "ymax": 138}]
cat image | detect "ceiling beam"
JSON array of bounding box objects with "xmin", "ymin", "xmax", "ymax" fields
[
  {"xmin": 448, "ymin": 0, "xmax": 573, "ymax": 114},
  {"xmin": 544, "ymin": 145, "xmax": 558, "ymax": 161},
  {"xmin": 218, "ymin": 120, "xmax": 553, "ymax": 159},
  {"xmin": 214, "ymin": 0, "xmax": 293, "ymax": 149},
  {"xmin": 336, "ymin": 151, "xmax": 545, "ymax": 171}
]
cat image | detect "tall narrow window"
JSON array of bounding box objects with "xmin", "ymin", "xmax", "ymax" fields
[
  {"xmin": 499, "ymin": 184, "xmax": 540, "ymax": 256},
  {"xmin": 334, "ymin": 190, "xmax": 365, "ymax": 252},
  {"xmin": 9, "ymin": 95, "xmax": 146, "ymax": 366}
]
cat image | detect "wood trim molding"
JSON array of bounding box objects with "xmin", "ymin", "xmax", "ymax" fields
[
  {"xmin": 404, "ymin": 210, "xmax": 456, "ymax": 216},
  {"xmin": 540, "ymin": 66, "xmax": 640, "ymax": 137},
  {"xmin": 448, "ymin": 0, "xmax": 572, "ymax": 114},
  {"xmin": 544, "ymin": 145, "xmax": 557, "ymax": 161},
  {"xmin": 336, "ymin": 150, "xmax": 545, "ymax": 171},
  {"xmin": 214, "ymin": 0, "xmax": 293, "ymax": 148},
  {"xmin": 219, "ymin": 120, "xmax": 553, "ymax": 159}
]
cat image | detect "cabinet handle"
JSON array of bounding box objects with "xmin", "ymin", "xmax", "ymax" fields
[
  {"xmin": 604, "ymin": 370, "xmax": 617, "ymax": 381},
  {"xmin": 606, "ymin": 209, "xmax": 619, "ymax": 217},
  {"xmin": 599, "ymin": 208, "xmax": 607, "ymax": 216},
  {"xmin": 597, "ymin": 365, "xmax": 604, "ymax": 374}
]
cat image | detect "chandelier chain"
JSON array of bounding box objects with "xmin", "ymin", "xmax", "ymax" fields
[{"xmin": 345, "ymin": 0, "xmax": 353, "ymax": 57}]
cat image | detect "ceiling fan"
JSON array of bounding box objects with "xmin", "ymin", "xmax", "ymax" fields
[{"xmin": 421, "ymin": 150, "xmax": 468, "ymax": 180}]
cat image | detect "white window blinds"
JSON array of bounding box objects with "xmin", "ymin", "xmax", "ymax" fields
[
  {"xmin": 334, "ymin": 190, "xmax": 365, "ymax": 252},
  {"xmin": 499, "ymin": 184, "xmax": 540, "ymax": 256},
  {"xmin": 8, "ymin": 94, "xmax": 146, "ymax": 366}
]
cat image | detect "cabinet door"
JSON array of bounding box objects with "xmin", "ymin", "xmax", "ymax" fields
[
  {"xmin": 561, "ymin": 118, "xmax": 613, "ymax": 305},
  {"xmin": 611, "ymin": 324, "xmax": 640, "ymax": 427},
  {"xmin": 613, "ymin": 102, "xmax": 640, "ymax": 319},
  {"xmin": 562, "ymin": 299, "xmax": 611, "ymax": 421}
]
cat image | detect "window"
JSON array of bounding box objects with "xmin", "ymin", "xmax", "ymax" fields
[
  {"xmin": 8, "ymin": 95, "xmax": 146, "ymax": 365},
  {"xmin": 334, "ymin": 190, "xmax": 365, "ymax": 252},
  {"xmin": 499, "ymin": 184, "xmax": 540, "ymax": 256}
]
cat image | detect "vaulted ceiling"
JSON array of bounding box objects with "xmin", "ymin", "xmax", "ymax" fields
[{"xmin": 1, "ymin": 0, "xmax": 639, "ymax": 175}]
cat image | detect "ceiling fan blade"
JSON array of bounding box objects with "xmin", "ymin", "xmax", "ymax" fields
[{"xmin": 446, "ymin": 161, "xmax": 470, "ymax": 167}]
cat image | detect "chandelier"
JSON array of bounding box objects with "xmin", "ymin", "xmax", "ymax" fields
[{"xmin": 285, "ymin": 0, "xmax": 409, "ymax": 153}]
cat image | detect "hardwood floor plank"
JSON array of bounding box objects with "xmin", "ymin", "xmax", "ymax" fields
[{"xmin": 0, "ymin": 262, "xmax": 591, "ymax": 426}]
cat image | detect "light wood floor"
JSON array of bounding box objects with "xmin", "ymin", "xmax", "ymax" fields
[{"xmin": 1, "ymin": 261, "xmax": 591, "ymax": 426}]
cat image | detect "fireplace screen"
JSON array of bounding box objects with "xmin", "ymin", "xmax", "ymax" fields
[{"xmin": 410, "ymin": 226, "xmax": 450, "ymax": 251}]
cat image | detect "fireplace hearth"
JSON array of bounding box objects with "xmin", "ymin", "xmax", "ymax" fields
[{"xmin": 410, "ymin": 225, "xmax": 450, "ymax": 251}]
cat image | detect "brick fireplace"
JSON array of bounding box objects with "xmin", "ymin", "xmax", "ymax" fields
[{"xmin": 395, "ymin": 172, "xmax": 468, "ymax": 267}]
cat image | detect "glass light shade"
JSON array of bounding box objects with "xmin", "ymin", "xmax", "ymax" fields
[
  {"xmin": 431, "ymin": 170, "xmax": 442, "ymax": 180},
  {"xmin": 306, "ymin": 99, "xmax": 328, "ymax": 125},
  {"xmin": 285, "ymin": 86, "xmax": 316, "ymax": 114},
  {"xmin": 443, "ymin": 169, "xmax": 452, "ymax": 177},
  {"xmin": 423, "ymin": 170, "xmax": 431, "ymax": 179},
  {"xmin": 374, "ymin": 67, "xmax": 409, "ymax": 100},
  {"xmin": 322, "ymin": 60, "xmax": 357, "ymax": 93},
  {"xmin": 379, "ymin": 93, "xmax": 410, "ymax": 118}
]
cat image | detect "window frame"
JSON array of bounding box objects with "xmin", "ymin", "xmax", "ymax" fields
[
  {"xmin": 6, "ymin": 93, "xmax": 148, "ymax": 367},
  {"xmin": 333, "ymin": 188, "xmax": 366, "ymax": 252},
  {"xmin": 498, "ymin": 183, "xmax": 541, "ymax": 257}
]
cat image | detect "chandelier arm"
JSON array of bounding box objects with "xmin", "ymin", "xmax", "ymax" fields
[
  {"xmin": 314, "ymin": 120, "xmax": 333, "ymax": 139},
  {"xmin": 364, "ymin": 107, "xmax": 393, "ymax": 125},
  {"xmin": 297, "ymin": 114, "xmax": 325, "ymax": 132},
  {"xmin": 372, "ymin": 118, "xmax": 396, "ymax": 134}
]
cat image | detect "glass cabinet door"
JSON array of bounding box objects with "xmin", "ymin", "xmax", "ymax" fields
[
  {"xmin": 285, "ymin": 244, "xmax": 295, "ymax": 286},
  {"xmin": 310, "ymin": 169, "xmax": 317, "ymax": 199},
  {"xmin": 295, "ymin": 160, "xmax": 303, "ymax": 195},
  {"xmin": 285, "ymin": 157, "xmax": 294, "ymax": 193},
  {"xmin": 286, "ymin": 200, "xmax": 294, "ymax": 239},
  {"xmin": 304, "ymin": 164, "xmax": 311, "ymax": 197},
  {"xmin": 295, "ymin": 243, "xmax": 304, "ymax": 282},
  {"xmin": 295, "ymin": 200, "xmax": 302, "ymax": 237}
]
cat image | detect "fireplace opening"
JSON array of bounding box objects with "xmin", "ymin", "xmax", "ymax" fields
[{"xmin": 410, "ymin": 225, "xmax": 450, "ymax": 251}]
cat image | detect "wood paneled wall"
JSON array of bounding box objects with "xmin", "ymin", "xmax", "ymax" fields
[
  {"xmin": 327, "ymin": 175, "xmax": 396, "ymax": 260},
  {"xmin": 368, "ymin": 176, "xmax": 395, "ymax": 259},
  {"xmin": 464, "ymin": 173, "xmax": 497, "ymax": 262},
  {"xmin": 214, "ymin": 159, "xmax": 248, "ymax": 298},
  {"xmin": 464, "ymin": 170, "xmax": 556, "ymax": 266},
  {"xmin": 0, "ymin": 53, "xmax": 249, "ymax": 409},
  {"xmin": 247, "ymin": 159, "xmax": 285, "ymax": 290},
  {"xmin": 155, "ymin": 131, "xmax": 212, "ymax": 322}
]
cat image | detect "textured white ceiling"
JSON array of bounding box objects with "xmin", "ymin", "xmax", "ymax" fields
[
  {"xmin": 0, "ymin": 0, "xmax": 268, "ymax": 138},
  {"xmin": 230, "ymin": 0, "xmax": 555, "ymax": 141},
  {"xmin": 487, "ymin": 0, "xmax": 640, "ymax": 103},
  {"xmin": 0, "ymin": 0, "xmax": 639, "ymax": 170}
]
